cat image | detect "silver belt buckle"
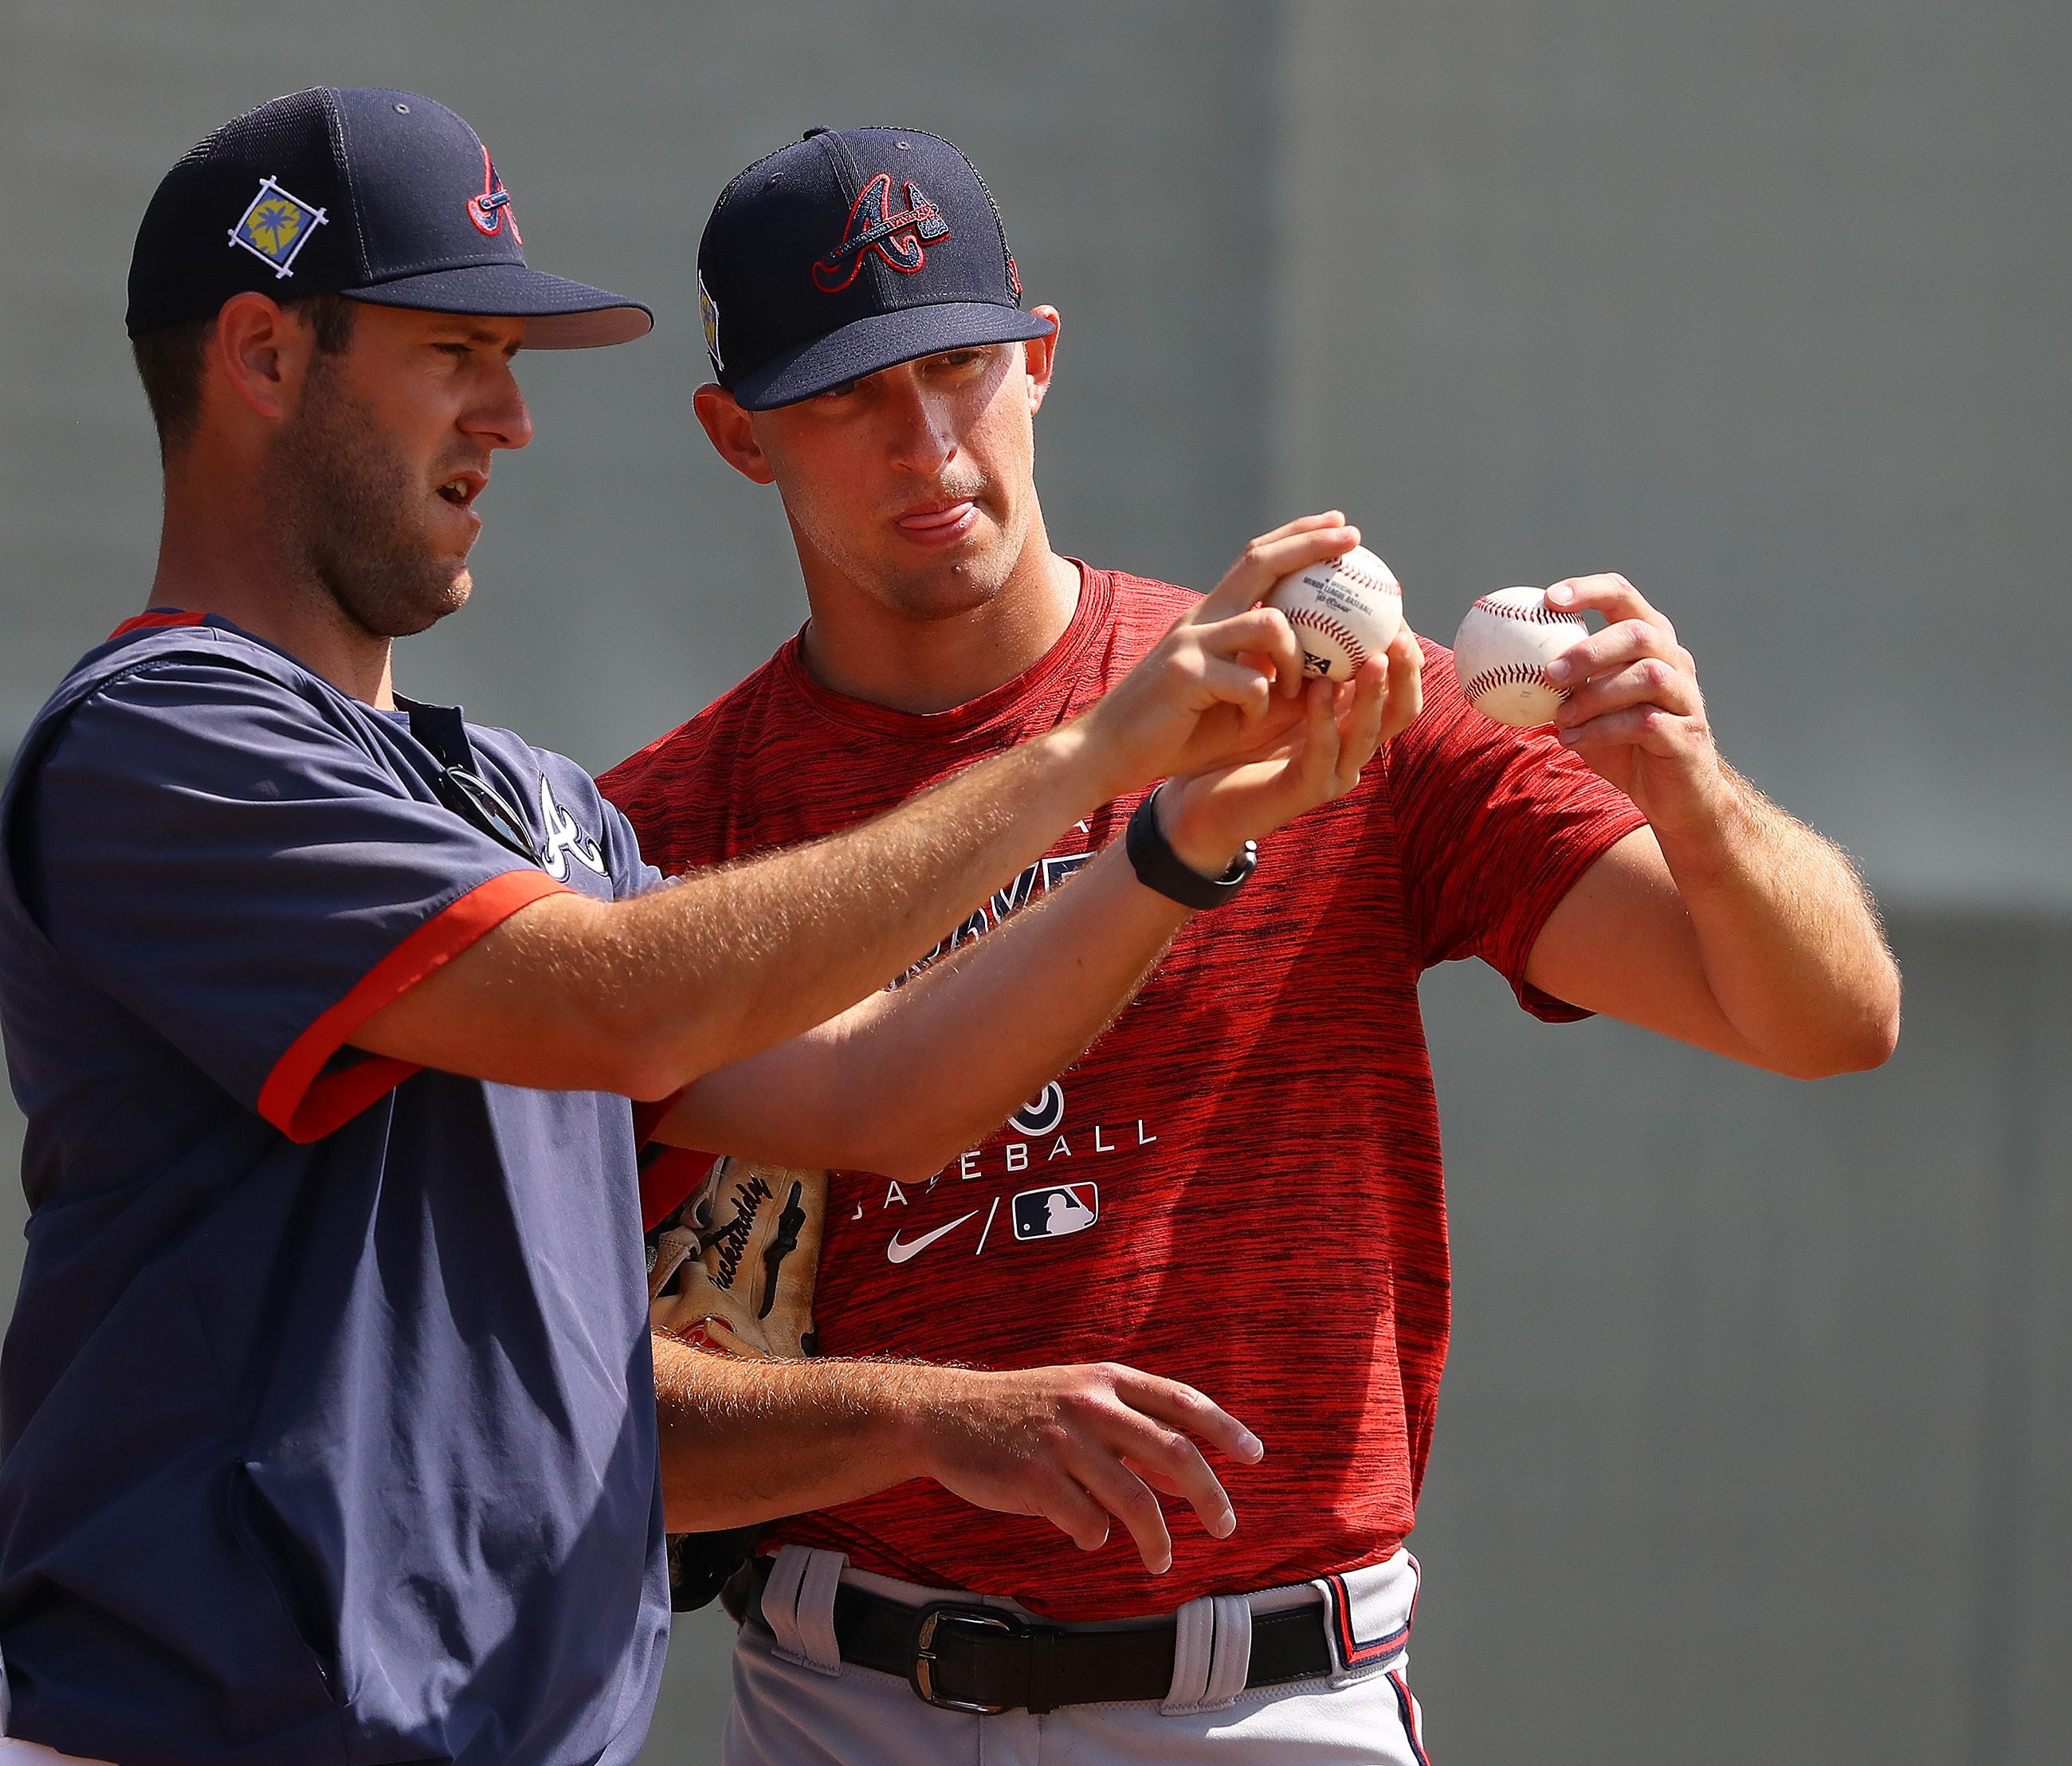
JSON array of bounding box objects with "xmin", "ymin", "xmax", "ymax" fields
[{"xmin": 909, "ymin": 1603, "xmax": 1022, "ymax": 1713}]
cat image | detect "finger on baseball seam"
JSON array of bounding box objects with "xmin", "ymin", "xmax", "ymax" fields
[
  {"xmin": 1553, "ymin": 660, "xmax": 1698, "ymax": 727},
  {"xmin": 1548, "ymin": 575, "xmax": 1674, "ymax": 642},
  {"xmin": 1198, "ymin": 524, "xmax": 1360, "ymax": 618},
  {"xmin": 1545, "ymin": 618, "xmax": 1679, "ymax": 687}
]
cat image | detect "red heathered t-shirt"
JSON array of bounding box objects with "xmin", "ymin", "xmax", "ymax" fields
[{"xmin": 599, "ymin": 565, "xmax": 1645, "ymax": 1623}]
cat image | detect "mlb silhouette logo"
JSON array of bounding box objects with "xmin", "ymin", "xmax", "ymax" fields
[
  {"xmin": 1010, "ymin": 1183, "xmax": 1098, "ymax": 1242},
  {"xmin": 228, "ymin": 176, "xmax": 328, "ymax": 278}
]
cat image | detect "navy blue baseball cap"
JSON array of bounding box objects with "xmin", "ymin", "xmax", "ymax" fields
[
  {"xmin": 126, "ymin": 88, "xmax": 651, "ymax": 349},
  {"xmin": 697, "ymin": 126, "xmax": 1052, "ymax": 409}
]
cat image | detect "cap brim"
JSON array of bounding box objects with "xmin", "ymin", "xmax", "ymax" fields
[
  {"xmin": 343, "ymin": 262, "xmax": 653, "ymax": 349},
  {"xmin": 732, "ymin": 303, "xmax": 1056, "ymax": 410}
]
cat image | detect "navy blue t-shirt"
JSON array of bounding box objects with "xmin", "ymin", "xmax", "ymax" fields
[{"xmin": 0, "ymin": 615, "xmax": 670, "ymax": 1765}]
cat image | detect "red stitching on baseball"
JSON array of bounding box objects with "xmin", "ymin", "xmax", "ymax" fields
[
  {"xmin": 1321, "ymin": 555, "xmax": 1401, "ymax": 598},
  {"xmin": 1286, "ymin": 609, "xmax": 1368, "ymax": 667},
  {"xmin": 1476, "ymin": 596, "xmax": 1575, "ymax": 626},
  {"xmin": 1462, "ymin": 661, "xmax": 1564, "ymax": 701}
]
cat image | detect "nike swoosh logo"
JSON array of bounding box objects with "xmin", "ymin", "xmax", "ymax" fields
[{"xmin": 885, "ymin": 1210, "xmax": 979, "ymax": 1265}]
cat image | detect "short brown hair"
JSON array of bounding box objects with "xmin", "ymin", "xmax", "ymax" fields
[{"xmin": 130, "ymin": 294, "xmax": 358, "ymax": 457}]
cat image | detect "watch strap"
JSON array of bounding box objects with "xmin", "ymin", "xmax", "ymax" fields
[{"xmin": 1124, "ymin": 784, "xmax": 1258, "ymax": 910}]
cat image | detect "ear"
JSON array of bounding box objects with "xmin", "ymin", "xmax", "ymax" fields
[
  {"xmin": 693, "ymin": 383, "xmax": 776, "ymax": 485},
  {"xmin": 1022, "ymin": 305, "xmax": 1061, "ymax": 415},
  {"xmin": 210, "ymin": 292, "xmax": 317, "ymax": 424}
]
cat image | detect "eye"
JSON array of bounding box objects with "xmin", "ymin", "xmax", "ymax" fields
[{"xmin": 816, "ymin": 378, "xmax": 860, "ymax": 401}]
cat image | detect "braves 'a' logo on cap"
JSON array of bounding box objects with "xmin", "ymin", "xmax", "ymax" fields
[
  {"xmin": 467, "ymin": 145, "xmax": 522, "ymax": 242},
  {"xmin": 812, "ymin": 173, "xmax": 949, "ymax": 292}
]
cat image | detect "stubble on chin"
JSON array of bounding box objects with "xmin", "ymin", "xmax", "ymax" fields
[{"xmin": 270, "ymin": 360, "xmax": 473, "ymax": 640}]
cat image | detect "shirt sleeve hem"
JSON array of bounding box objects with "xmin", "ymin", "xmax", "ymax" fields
[
  {"xmin": 1508, "ymin": 808, "xmax": 1651, "ymax": 1022},
  {"xmin": 257, "ymin": 868, "xmax": 571, "ymax": 1143}
]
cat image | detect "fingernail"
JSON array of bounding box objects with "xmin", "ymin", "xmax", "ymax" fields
[
  {"xmin": 1544, "ymin": 657, "xmax": 1572, "ymax": 685},
  {"xmin": 1238, "ymin": 1430, "xmax": 1264, "ymax": 1460},
  {"xmin": 1214, "ymin": 1505, "xmax": 1237, "ymax": 1537}
]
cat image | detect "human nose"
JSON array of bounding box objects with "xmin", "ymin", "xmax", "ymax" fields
[
  {"xmin": 465, "ymin": 363, "xmax": 535, "ymax": 452},
  {"xmin": 882, "ymin": 377, "xmax": 957, "ymax": 476}
]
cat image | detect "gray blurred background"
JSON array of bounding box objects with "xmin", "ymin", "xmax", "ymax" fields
[{"xmin": 2, "ymin": 1, "xmax": 2066, "ymax": 1760}]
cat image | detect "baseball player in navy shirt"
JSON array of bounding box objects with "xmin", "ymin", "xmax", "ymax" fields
[{"xmin": 0, "ymin": 92, "xmax": 1398, "ymax": 1765}]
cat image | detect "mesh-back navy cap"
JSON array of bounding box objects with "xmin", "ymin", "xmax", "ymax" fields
[
  {"xmin": 127, "ymin": 88, "xmax": 651, "ymax": 350},
  {"xmin": 697, "ymin": 126, "xmax": 1051, "ymax": 409}
]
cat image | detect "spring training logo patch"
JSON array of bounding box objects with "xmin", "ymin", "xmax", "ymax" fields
[
  {"xmin": 812, "ymin": 172, "xmax": 949, "ymax": 292},
  {"xmin": 699, "ymin": 271, "xmax": 723, "ymax": 371},
  {"xmin": 228, "ymin": 177, "xmax": 328, "ymax": 278},
  {"xmin": 467, "ymin": 145, "xmax": 522, "ymax": 241}
]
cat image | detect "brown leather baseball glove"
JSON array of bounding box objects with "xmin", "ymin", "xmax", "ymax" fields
[{"xmin": 648, "ymin": 1156, "xmax": 826, "ymax": 1362}]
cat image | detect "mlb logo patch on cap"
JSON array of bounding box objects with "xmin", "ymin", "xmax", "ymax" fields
[{"xmin": 228, "ymin": 177, "xmax": 328, "ymax": 278}]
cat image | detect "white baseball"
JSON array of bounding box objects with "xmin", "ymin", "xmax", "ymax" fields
[
  {"xmin": 1450, "ymin": 587, "xmax": 1589, "ymax": 728},
  {"xmin": 1263, "ymin": 544, "xmax": 1403, "ymax": 682}
]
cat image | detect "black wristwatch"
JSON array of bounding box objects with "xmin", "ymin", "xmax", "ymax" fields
[{"xmin": 1124, "ymin": 783, "xmax": 1258, "ymax": 909}]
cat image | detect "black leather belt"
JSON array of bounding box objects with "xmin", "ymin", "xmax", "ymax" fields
[{"xmin": 728, "ymin": 1556, "xmax": 1336, "ymax": 1714}]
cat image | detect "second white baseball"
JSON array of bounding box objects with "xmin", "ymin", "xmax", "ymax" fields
[
  {"xmin": 1264, "ymin": 544, "xmax": 1403, "ymax": 681},
  {"xmin": 1450, "ymin": 587, "xmax": 1588, "ymax": 728}
]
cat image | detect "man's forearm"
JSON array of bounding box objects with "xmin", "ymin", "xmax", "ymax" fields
[
  {"xmin": 657, "ymin": 840, "xmax": 1187, "ymax": 1177},
  {"xmin": 652, "ymin": 1332, "xmax": 1263, "ymax": 1573},
  {"xmin": 1654, "ymin": 767, "xmax": 1898, "ymax": 1075},
  {"xmin": 653, "ymin": 1336, "xmax": 935, "ymax": 1532},
  {"xmin": 355, "ymin": 724, "xmax": 1118, "ymax": 1094}
]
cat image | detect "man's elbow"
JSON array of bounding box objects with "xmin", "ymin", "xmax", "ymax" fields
[
  {"xmin": 559, "ymin": 993, "xmax": 733, "ymax": 1101},
  {"xmin": 1776, "ymin": 992, "xmax": 1901, "ymax": 1080}
]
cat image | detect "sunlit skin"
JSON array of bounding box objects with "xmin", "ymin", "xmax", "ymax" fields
[
  {"xmin": 693, "ymin": 306, "xmax": 1080, "ymax": 714},
  {"xmin": 693, "ymin": 296, "xmax": 1901, "ymax": 1085},
  {"xmin": 148, "ymin": 296, "xmax": 532, "ymax": 707}
]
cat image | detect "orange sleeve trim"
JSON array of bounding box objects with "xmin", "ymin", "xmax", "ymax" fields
[
  {"xmin": 108, "ymin": 610, "xmax": 206, "ymax": 638},
  {"xmin": 257, "ymin": 868, "xmax": 572, "ymax": 1144},
  {"xmin": 640, "ymin": 1144, "xmax": 718, "ymax": 1232}
]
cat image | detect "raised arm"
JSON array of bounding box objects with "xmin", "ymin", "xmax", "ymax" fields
[
  {"xmin": 1522, "ymin": 574, "xmax": 1900, "ymax": 1077},
  {"xmin": 351, "ymin": 517, "xmax": 1358, "ymax": 1095},
  {"xmin": 657, "ymin": 634, "xmax": 1419, "ymax": 1178}
]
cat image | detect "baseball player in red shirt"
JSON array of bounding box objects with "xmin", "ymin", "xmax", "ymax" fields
[{"xmin": 603, "ymin": 128, "xmax": 1900, "ymax": 1762}]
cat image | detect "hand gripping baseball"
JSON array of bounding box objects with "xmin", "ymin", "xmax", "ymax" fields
[
  {"xmin": 1073, "ymin": 515, "xmax": 1364, "ymax": 803},
  {"xmin": 1158, "ymin": 623, "xmax": 1423, "ymax": 873},
  {"xmin": 914, "ymin": 1362, "xmax": 1266, "ymax": 1576},
  {"xmin": 1540, "ymin": 574, "xmax": 1729, "ymax": 838}
]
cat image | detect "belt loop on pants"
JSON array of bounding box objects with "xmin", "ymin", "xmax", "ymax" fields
[
  {"xmin": 759, "ymin": 1544, "xmax": 848, "ymax": 1676},
  {"xmin": 1162, "ymin": 1593, "xmax": 1254, "ymax": 1713}
]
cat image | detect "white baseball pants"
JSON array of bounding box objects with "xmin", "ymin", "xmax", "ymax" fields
[{"xmin": 720, "ymin": 1547, "xmax": 1431, "ymax": 1764}]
